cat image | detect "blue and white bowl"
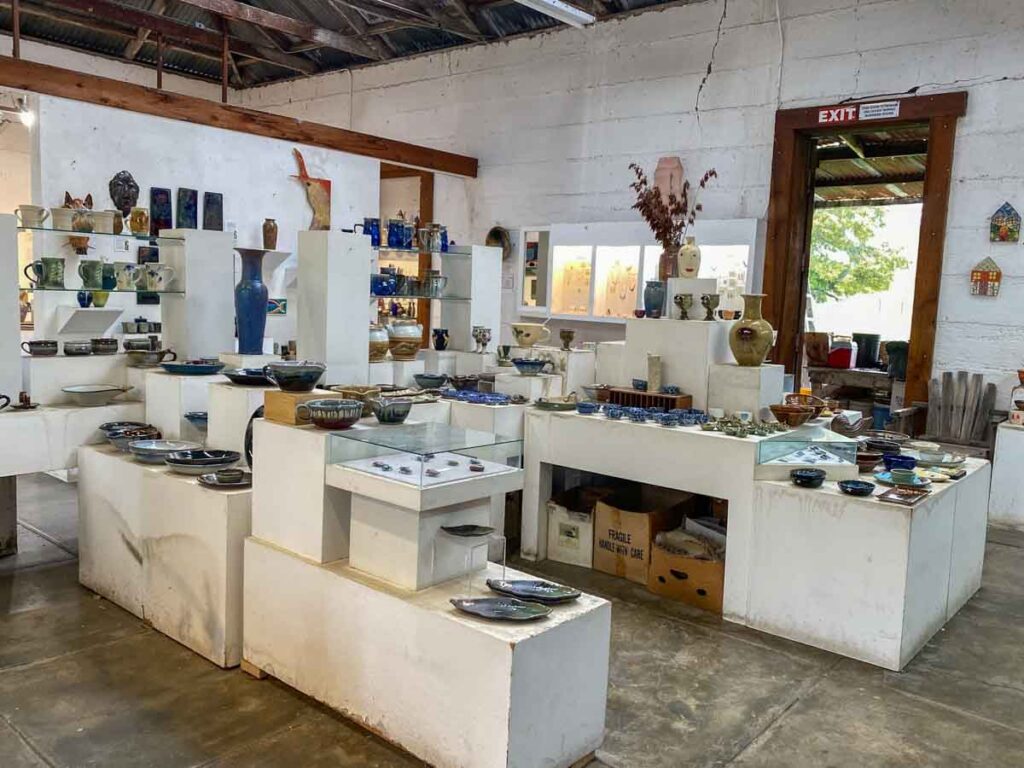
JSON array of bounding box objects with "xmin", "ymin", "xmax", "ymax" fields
[{"xmin": 576, "ymin": 402, "xmax": 599, "ymax": 415}]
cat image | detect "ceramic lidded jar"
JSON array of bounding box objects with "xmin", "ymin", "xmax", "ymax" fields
[
  {"xmin": 368, "ymin": 324, "xmax": 390, "ymax": 362},
  {"xmin": 676, "ymin": 237, "xmax": 701, "ymax": 278},
  {"xmin": 728, "ymin": 293, "xmax": 774, "ymax": 366},
  {"xmin": 387, "ymin": 320, "xmax": 423, "ymax": 361}
]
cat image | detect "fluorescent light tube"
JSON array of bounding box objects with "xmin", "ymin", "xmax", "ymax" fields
[{"xmin": 515, "ymin": 0, "xmax": 596, "ymax": 28}]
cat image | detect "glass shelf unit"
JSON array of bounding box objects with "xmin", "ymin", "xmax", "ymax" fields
[
  {"xmin": 18, "ymin": 226, "xmax": 185, "ymax": 244},
  {"xmin": 19, "ymin": 286, "xmax": 185, "ymax": 295},
  {"xmin": 756, "ymin": 423, "xmax": 858, "ymax": 467},
  {"xmin": 370, "ymin": 293, "xmax": 470, "ymax": 302},
  {"xmin": 373, "ymin": 246, "xmax": 469, "ymax": 257}
]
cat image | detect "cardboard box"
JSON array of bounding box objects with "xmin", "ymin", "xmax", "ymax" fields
[
  {"xmin": 546, "ymin": 486, "xmax": 617, "ymax": 569},
  {"xmin": 263, "ymin": 388, "xmax": 335, "ymax": 425},
  {"xmin": 593, "ymin": 493, "xmax": 685, "ymax": 584},
  {"xmin": 647, "ymin": 545, "xmax": 724, "ymax": 614}
]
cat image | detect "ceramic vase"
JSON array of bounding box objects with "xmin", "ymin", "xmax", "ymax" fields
[
  {"xmin": 432, "ymin": 328, "xmax": 449, "ymax": 351},
  {"xmin": 262, "ymin": 218, "xmax": 279, "ymax": 250},
  {"xmin": 729, "ymin": 293, "xmax": 774, "ymax": 366},
  {"xmin": 643, "ymin": 280, "xmax": 666, "ymax": 318},
  {"xmin": 369, "ymin": 324, "xmax": 389, "ymax": 362},
  {"xmin": 676, "ymin": 237, "xmax": 701, "ymax": 278},
  {"xmin": 234, "ymin": 249, "xmax": 269, "ymax": 355},
  {"xmin": 387, "ymin": 320, "xmax": 423, "ymax": 361}
]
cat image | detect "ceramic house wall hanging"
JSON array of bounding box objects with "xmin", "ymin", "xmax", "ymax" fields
[
  {"xmin": 989, "ymin": 202, "xmax": 1020, "ymax": 242},
  {"xmin": 970, "ymin": 257, "xmax": 1002, "ymax": 297}
]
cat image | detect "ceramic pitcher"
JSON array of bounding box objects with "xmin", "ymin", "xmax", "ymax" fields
[
  {"xmin": 77, "ymin": 260, "xmax": 104, "ymax": 289},
  {"xmin": 113, "ymin": 262, "xmax": 139, "ymax": 290},
  {"xmin": 24, "ymin": 257, "xmax": 65, "ymax": 288},
  {"xmin": 139, "ymin": 264, "xmax": 175, "ymax": 292}
]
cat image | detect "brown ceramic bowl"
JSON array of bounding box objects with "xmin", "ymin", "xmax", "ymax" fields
[
  {"xmin": 784, "ymin": 393, "xmax": 826, "ymax": 418},
  {"xmin": 769, "ymin": 403, "xmax": 815, "ymax": 428},
  {"xmin": 855, "ymin": 451, "xmax": 883, "ymax": 473}
]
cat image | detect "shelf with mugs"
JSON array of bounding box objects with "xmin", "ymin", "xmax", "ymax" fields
[
  {"xmin": 370, "ymin": 293, "xmax": 470, "ymax": 302},
  {"xmin": 18, "ymin": 286, "xmax": 185, "ymax": 295},
  {"xmin": 17, "ymin": 225, "xmax": 186, "ymax": 245},
  {"xmin": 372, "ymin": 246, "xmax": 470, "ymax": 258}
]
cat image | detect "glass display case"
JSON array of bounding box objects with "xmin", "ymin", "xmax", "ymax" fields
[
  {"xmin": 756, "ymin": 423, "xmax": 858, "ymax": 467},
  {"xmin": 592, "ymin": 245, "xmax": 640, "ymax": 318},
  {"xmin": 327, "ymin": 423, "xmax": 523, "ymax": 489},
  {"xmin": 550, "ymin": 245, "xmax": 592, "ymax": 315}
]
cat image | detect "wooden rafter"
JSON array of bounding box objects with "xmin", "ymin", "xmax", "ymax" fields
[
  {"xmin": 814, "ymin": 172, "xmax": 926, "ymax": 189},
  {"xmin": 815, "ymin": 140, "xmax": 928, "ymax": 162},
  {"xmin": 324, "ymin": 0, "xmax": 397, "ymax": 59},
  {"xmin": 123, "ymin": 0, "xmax": 166, "ymax": 60},
  {"xmin": 172, "ymin": 0, "xmax": 381, "ymax": 60}
]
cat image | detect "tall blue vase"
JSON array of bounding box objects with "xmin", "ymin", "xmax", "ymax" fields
[{"xmin": 234, "ymin": 248, "xmax": 268, "ymax": 355}]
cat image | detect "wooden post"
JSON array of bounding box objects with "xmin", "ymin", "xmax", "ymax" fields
[
  {"xmin": 0, "ymin": 476, "xmax": 17, "ymax": 557},
  {"xmin": 11, "ymin": 0, "xmax": 21, "ymax": 59},
  {"xmin": 221, "ymin": 29, "xmax": 229, "ymax": 103},
  {"xmin": 156, "ymin": 34, "xmax": 164, "ymax": 90}
]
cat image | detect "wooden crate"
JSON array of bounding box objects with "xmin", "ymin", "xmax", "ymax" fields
[{"xmin": 607, "ymin": 387, "xmax": 693, "ymax": 410}]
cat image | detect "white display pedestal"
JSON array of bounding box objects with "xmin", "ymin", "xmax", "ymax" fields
[
  {"xmin": 219, "ymin": 352, "xmax": 279, "ymax": 369},
  {"xmin": 493, "ymin": 372, "xmax": 563, "ymax": 401},
  {"xmin": 438, "ymin": 245, "xmax": 503, "ymax": 354},
  {"xmin": 243, "ymin": 539, "xmax": 610, "ymax": 768},
  {"xmin": 145, "ymin": 370, "xmax": 226, "ymax": 441},
  {"xmin": 251, "ymin": 419, "xmax": 351, "ymax": 563},
  {"xmin": 368, "ymin": 360, "xmax": 395, "ymax": 386},
  {"xmin": 0, "ymin": 215, "xmax": 19, "ymax": 399},
  {"xmin": 454, "ymin": 350, "xmax": 498, "ymax": 375},
  {"xmin": 23, "ymin": 354, "xmax": 129, "ymax": 406},
  {"xmin": 0, "ymin": 403, "xmax": 144, "ymax": 475},
  {"xmin": 990, "ymin": 422, "xmax": 1024, "ymax": 527},
  {"xmin": 449, "ymin": 401, "xmax": 528, "ymax": 440},
  {"xmin": 595, "ymin": 340, "xmax": 627, "ymax": 386},
  {"xmin": 528, "ymin": 346, "xmax": 596, "ymax": 397},
  {"xmin": 387, "ymin": 359, "xmax": 426, "ymax": 388},
  {"xmin": 623, "ymin": 317, "xmax": 733, "ymax": 409},
  {"xmin": 78, "ymin": 444, "xmax": 250, "ymax": 667},
  {"xmin": 749, "ymin": 460, "xmax": 991, "ymax": 670},
  {"xmin": 708, "ymin": 363, "xmax": 786, "ymax": 419},
  {"xmin": 665, "ymin": 277, "xmax": 718, "ymax": 319},
  {"xmin": 296, "ymin": 231, "xmax": 372, "ymax": 385},
  {"xmin": 160, "ymin": 229, "xmax": 236, "ymax": 360},
  {"xmin": 207, "ymin": 382, "xmax": 273, "ymax": 454},
  {"xmin": 125, "ymin": 366, "xmax": 149, "ymax": 402},
  {"xmin": 420, "ymin": 349, "xmax": 458, "ymax": 376},
  {"xmin": 406, "ymin": 399, "xmax": 452, "ymax": 424}
]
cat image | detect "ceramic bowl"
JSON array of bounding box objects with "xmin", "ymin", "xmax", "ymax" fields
[
  {"xmin": 90, "ymin": 338, "xmax": 119, "ymax": 355},
  {"xmin": 21, "ymin": 340, "xmax": 58, "ymax": 356},
  {"xmin": 184, "ymin": 411, "xmax": 209, "ymax": 430},
  {"xmin": 107, "ymin": 426, "xmax": 160, "ymax": 452},
  {"xmin": 448, "ymin": 375, "xmax": 479, "ymax": 392},
  {"xmin": 576, "ymin": 402, "xmax": 600, "ymax": 415},
  {"xmin": 864, "ymin": 437, "xmax": 901, "ymax": 455},
  {"xmin": 882, "ymin": 454, "xmax": 917, "ymax": 472},
  {"xmin": 633, "ymin": 309, "xmax": 646, "ymax": 319},
  {"xmin": 63, "ymin": 340, "xmax": 93, "ymax": 356},
  {"xmin": 632, "ymin": 379, "xmax": 648, "ymax": 392},
  {"xmin": 659, "ymin": 385, "xmax": 681, "ymax": 395},
  {"xmin": 838, "ymin": 480, "xmax": 876, "ymax": 497},
  {"xmin": 865, "ymin": 429, "xmax": 911, "ymax": 444},
  {"xmin": 128, "ymin": 439, "xmax": 202, "ymax": 464},
  {"xmin": 296, "ymin": 398, "xmax": 363, "ymax": 429},
  {"xmin": 919, "ymin": 449, "xmax": 946, "ymax": 464},
  {"xmin": 605, "ymin": 407, "xmax": 624, "ymax": 420},
  {"xmin": 215, "ymin": 468, "xmax": 245, "ymax": 483},
  {"xmin": 221, "ymin": 367, "xmax": 273, "ymax": 386},
  {"xmin": 372, "ymin": 397, "xmax": 413, "ymax": 425},
  {"xmin": 164, "ymin": 449, "xmax": 240, "ymax": 475},
  {"xmin": 99, "ymin": 420, "xmax": 147, "ymax": 435},
  {"xmin": 125, "ymin": 349, "xmax": 176, "ymax": 368},
  {"xmin": 511, "ymin": 358, "xmax": 551, "ymax": 377},
  {"xmin": 63, "ymin": 384, "xmax": 130, "ymax": 406},
  {"xmin": 123, "ymin": 338, "xmax": 155, "ymax": 351},
  {"xmin": 162, "ymin": 360, "xmax": 225, "ymax": 376},
  {"xmin": 889, "ymin": 468, "xmax": 918, "ymax": 486},
  {"xmin": 855, "ymin": 451, "xmax": 883, "ymax": 472},
  {"xmin": 769, "ymin": 403, "xmax": 814, "ymax": 428},
  {"xmin": 655, "ymin": 413, "xmax": 679, "ymax": 427},
  {"xmin": 413, "ymin": 373, "xmax": 448, "ymax": 389},
  {"xmin": 264, "ymin": 361, "xmax": 326, "ymax": 392},
  {"xmin": 627, "ymin": 409, "xmax": 648, "ymax": 423},
  {"xmin": 790, "ymin": 468, "xmax": 826, "ymax": 489}
]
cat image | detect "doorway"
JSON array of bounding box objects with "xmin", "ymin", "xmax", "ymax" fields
[{"xmin": 763, "ymin": 93, "xmax": 967, "ymax": 405}]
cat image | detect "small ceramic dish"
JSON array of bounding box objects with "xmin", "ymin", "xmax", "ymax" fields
[
  {"xmin": 413, "ymin": 373, "xmax": 448, "ymax": 389},
  {"xmin": 605, "ymin": 407, "xmax": 624, "ymax": 420},
  {"xmin": 449, "ymin": 597, "xmax": 551, "ymax": 622},
  {"xmin": 161, "ymin": 360, "xmax": 226, "ymax": 376},
  {"xmin": 874, "ymin": 470, "xmax": 931, "ymax": 489},
  {"xmin": 221, "ymin": 368, "xmax": 273, "ymax": 386},
  {"xmin": 99, "ymin": 420, "xmax": 147, "ymax": 435},
  {"xmin": 448, "ymin": 375, "xmax": 480, "ymax": 391},
  {"xmin": 198, "ymin": 470, "xmax": 252, "ymax": 490},
  {"xmin": 486, "ymin": 579, "xmax": 581, "ymax": 605},
  {"xmin": 838, "ymin": 479, "xmax": 876, "ymax": 497},
  {"xmin": 441, "ymin": 524, "xmax": 494, "ymax": 538},
  {"xmin": 128, "ymin": 439, "xmax": 202, "ymax": 464},
  {"xmin": 164, "ymin": 449, "xmax": 240, "ymax": 476},
  {"xmin": 576, "ymin": 402, "xmax": 600, "ymax": 415},
  {"xmin": 790, "ymin": 468, "xmax": 826, "ymax": 488},
  {"xmin": 63, "ymin": 384, "xmax": 131, "ymax": 407},
  {"xmin": 107, "ymin": 426, "xmax": 161, "ymax": 452},
  {"xmin": 534, "ymin": 396, "xmax": 577, "ymax": 411}
]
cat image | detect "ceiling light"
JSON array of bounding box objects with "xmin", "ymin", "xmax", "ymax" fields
[{"xmin": 514, "ymin": 0, "xmax": 595, "ymax": 28}]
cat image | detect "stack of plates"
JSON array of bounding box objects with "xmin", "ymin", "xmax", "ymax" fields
[
  {"xmin": 128, "ymin": 439, "xmax": 203, "ymax": 465},
  {"xmin": 163, "ymin": 449, "xmax": 241, "ymax": 476}
]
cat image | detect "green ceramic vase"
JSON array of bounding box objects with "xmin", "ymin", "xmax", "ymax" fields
[{"xmin": 729, "ymin": 293, "xmax": 774, "ymax": 366}]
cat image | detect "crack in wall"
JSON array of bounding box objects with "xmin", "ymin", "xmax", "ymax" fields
[{"xmin": 694, "ymin": 0, "xmax": 728, "ymax": 123}]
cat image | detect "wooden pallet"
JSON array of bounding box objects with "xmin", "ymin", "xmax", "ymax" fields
[{"xmin": 607, "ymin": 387, "xmax": 693, "ymax": 410}]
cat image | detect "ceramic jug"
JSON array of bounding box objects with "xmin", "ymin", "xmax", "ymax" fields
[
  {"xmin": 15, "ymin": 205, "xmax": 48, "ymax": 228},
  {"xmin": 24, "ymin": 257, "xmax": 65, "ymax": 289},
  {"xmin": 510, "ymin": 322, "xmax": 551, "ymax": 348},
  {"xmin": 77, "ymin": 260, "xmax": 105, "ymax": 289},
  {"xmin": 728, "ymin": 294, "xmax": 774, "ymax": 366},
  {"xmin": 139, "ymin": 264, "xmax": 176, "ymax": 292},
  {"xmin": 113, "ymin": 262, "xmax": 139, "ymax": 290}
]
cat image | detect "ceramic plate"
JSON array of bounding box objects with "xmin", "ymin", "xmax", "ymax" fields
[
  {"xmin": 486, "ymin": 579, "xmax": 581, "ymax": 605},
  {"xmin": 198, "ymin": 472, "xmax": 253, "ymax": 490},
  {"xmin": 441, "ymin": 524, "xmax": 494, "ymax": 538},
  {"xmin": 165, "ymin": 461, "xmax": 239, "ymax": 476},
  {"xmin": 534, "ymin": 399, "xmax": 576, "ymax": 411},
  {"xmin": 912, "ymin": 452, "xmax": 967, "ymax": 469},
  {"xmin": 873, "ymin": 471, "xmax": 931, "ymax": 489},
  {"xmin": 915, "ymin": 469, "xmax": 950, "ymax": 483},
  {"xmin": 161, "ymin": 362, "xmax": 226, "ymax": 376},
  {"xmin": 449, "ymin": 597, "xmax": 552, "ymax": 622},
  {"xmin": 222, "ymin": 368, "xmax": 273, "ymax": 386}
]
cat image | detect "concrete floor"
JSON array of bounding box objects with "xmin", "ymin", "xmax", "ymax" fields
[{"xmin": 2, "ymin": 473, "xmax": 1023, "ymax": 767}]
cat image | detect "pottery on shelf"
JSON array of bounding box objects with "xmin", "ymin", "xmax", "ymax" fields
[
  {"xmin": 790, "ymin": 468, "xmax": 826, "ymax": 489},
  {"xmin": 137, "ymin": 264, "xmax": 175, "ymax": 292},
  {"xmin": 63, "ymin": 340, "xmax": 93, "ymax": 356},
  {"xmin": 471, "ymin": 326, "xmax": 492, "ymax": 354},
  {"xmin": 221, "ymin": 368, "xmax": 273, "ymax": 386},
  {"xmin": 234, "ymin": 248, "xmax": 269, "ymax": 355},
  {"xmin": 164, "ymin": 449, "xmax": 240, "ymax": 476},
  {"xmin": 673, "ymin": 293, "xmax": 693, "ymax": 320},
  {"xmin": 512, "ymin": 358, "xmax": 553, "ymax": 377},
  {"xmin": 129, "ymin": 206, "xmax": 150, "ymax": 236},
  {"xmin": 264, "ymin": 360, "xmax": 326, "ymax": 392},
  {"xmin": 21, "ymin": 340, "xmax": 58, "ymax": 357},
  {"xmin": 700, "ymin": 293, "xmax": 720, "ymax": 321},
  {"xmin": 369, "ymin": 324, "xmax": 390, "ymax": 362},
  {"xmin": 15, "ymin": 204, "xmax": 48, "ymax": 228},
  {"xmin": 62, "ymin": 384, "xmax": 130, "ymax": 406},
  {"xmin": 413, "ymin": 373, "xmax": 448, "ymax": 389},
  {"xmin": 24, "ymin": 257, "xmax": 65, "ymax": 289},
  {"xmin": 296, "ymin": 398, "xmax": 363, "ymax": 430},
  {"xmin": 643, "ymin": 280, "xmax": 666, "ymax": 318},
  {"xmin": 161, "ymin": 360, "xmax": 226, "ymax": 376},
  {"xmin": 77, "ymin": 259, "xmax": 105, "ymax": 290},
  {"xmin": 371, "ymin": 397, "xmax": 413, "ymax": 424},
  {"xmin": 262, "ymin": 218, "xmax": 279, "ymax": 250},
  {"xmin": 431, "ymin": 328, "xmax": 450, "ymax": 351},
  {"xmin": 509, "ymin": 322, "xmax": 550, "ymax": 348},
  {"xmin": 128, "ymin": 439, "xmax": 202, "ymax": 465},
  {"xmin": 729, "ymin": 293, "xmax": 774, "ymax": 366},
  {"xmin": 126, "ymin": 349, "xmax": 176, "ymax": 368},
  {"xmin": 90, "ymin": 338, "xmax": 118, "ymax": 355},
  {"xmin": 107, "ymin": 426, "xmax": 161, "ymax": 452},
  {"xmin": 387, "ymin": 320, "xmax": 423, "ymax": 361},
  {"xmin": 559, "ymin": 328, "xmax": 576, "ymax": 351},
  {"xmin": 676, "ymin": 236, "xmax": 701, "ymax": 278}
]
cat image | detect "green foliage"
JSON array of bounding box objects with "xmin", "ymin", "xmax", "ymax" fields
[{"xmin": 808, "ymin": 207, "xmax": 910, "ymax": 303}]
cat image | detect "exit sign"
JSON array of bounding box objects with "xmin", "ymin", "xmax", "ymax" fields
[{"xmin": 817, "ymin": 100, "xmax": 901, "ymax": 125}]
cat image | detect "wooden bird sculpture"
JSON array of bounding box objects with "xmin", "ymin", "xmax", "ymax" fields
[{"xmin": 292, "ymin": 148, "xmax": 332, "ymax": 230}]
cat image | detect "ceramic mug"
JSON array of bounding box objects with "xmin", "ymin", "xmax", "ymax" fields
[
  {"xmin": 50, "ymin": 207, "xmax": 74, "ymax": 231},
  {"xmin": 92, "ymin": 210, "xmax": 116, "ymax": 234},
  {"xmin": 113, "ymin": 262, "xmax": 139, "ymax": 290},
  {"xmin": 138, "ymin": 264, "xmax": 175, "ymax": 292},
  {"xmin": 510, "ymin": 323, "xmax": 551, "ymax": 348},
  {"xmin": 101, "ymin": 263, "xmax": 117, "ymax": 290},
  {"xmin": 129, "ymin": 206, "xmax": 150, "ymax": 236},
  {"xmin": 77, "ymin": 260, "xmax": 105, "ymax": 289},
  {"xmin": 24, "ymin": 257, "xmax": 65, "ymax": 288},
  {"xmin": 15, "ymin": 205, "xmax": 48, "ymax": 228}
]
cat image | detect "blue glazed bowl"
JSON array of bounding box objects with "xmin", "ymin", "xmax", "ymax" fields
[
  {"xmin": 605, "ymin": 407, "xmax": 623, "ymax": 420},
  {"xmin": 264, "ymin": 361, "xmax": 326, "ymax": 393},
  {"xmin": 372, "ymin": 397, "xmax": 413, "ymax": 424},
  {"xmin": 838, "ymin": 480, "xmax": 876, "ymax": 497},
  {"xmin": 413, "ymin": 373, "xmax": 448, "ymax": 389},
  {"xmin": 882, "ymin": 454, "xmax": 917, "ymax": 472},
  {"xmin": 162, "ymin": 360, "xmax": 225, "ymax": 376},
  {"xmin": 655, "ymin": 413, "xmax": 679, "ymax": 427},
  {"xmin": 370, "ymin": 273, "xmax": 397, "ymax": 296},
  {"xmin": 790, "ymin": 468, "xmax": 827, "ymax": 488},
  {"xmin": 576, "ymin": 402, "xmax": 599, "ymax": 415},
  {"xmin": 631, "ymin": 378, "xmax": 648, "ymax": 391},
  {"xmin": 659, "ymin": 385, "xmax": 681, "ymax": 395},
  {"xmin": 512, "ymin": 358, "xmax": 551, "ymax": 377},
  {"xmin": 627, "ymin": 409, "xmax": 648, "ymax": 423}
]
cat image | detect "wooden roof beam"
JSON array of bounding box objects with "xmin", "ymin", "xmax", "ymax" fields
[
  {"xmin": 123, "ymin": 0, "xmax": 166, "ymax": 60},
  {"xmin": 815, "ymin": 172, "xmax": 926, "ymax": 189}
]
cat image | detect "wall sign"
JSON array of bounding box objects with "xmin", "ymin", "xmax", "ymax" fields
[
  {"xmin": 970, "ymin": 257, "xmax": 1002, "ymax": 297},
  {"xmin": 989, "ymin": 201, "xmax": 1021, "ymax": 243},
  {"xmin": 817, "ymin": 100, "xmax": 902, "ymax": 125}
]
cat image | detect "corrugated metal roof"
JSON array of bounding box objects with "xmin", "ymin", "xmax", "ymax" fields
[
  {"xmin": 814, "ymin": 124, "xmax": 929, "ymax": 207},
  {"xmin": 2, "ymin": 0, "xmax": 694, "ymax": 87}
]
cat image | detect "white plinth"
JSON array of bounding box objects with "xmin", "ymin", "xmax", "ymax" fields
[
  {"xmin": 0, "ymin": 402, "xmax": 145, "ymax": 476},
  {"xmin": 125, "ymin": 367, "xmax": 148, "ymax": 402},
  {"xmin": 392, "ymin": 359, "xmax": 426, "ymax": 388},
  {"xmin": 251, "ymin": 419, "xmax": 350, "ymax": 563},
  {"xmin": 368, "ymin": 360, "xmax": 394, "ymax": 386},
  {"xmin": 420, "ymin": 349, "xmax": 458, "ymax": 376},
  {"xmin": 23, "ymin": 354, "xmax": 129, "ymax": 406},
  {"xmin": 438, "ymin": 245, "xmax": 502, "ymax": 354},
  {"xmin": 708, "ymin": 363, "xmax": 786, "ymax": 420},
  {"xmin": 296, "ymin": 231, "xmax": 372, "ymax": 384},
  {"xmin": 493, "ymin": 372, "xmax": 563, "ymax": 401},
  {"xmin": 218, "ymin": 352, "xmax": 279, "ymax": 369},
  {"xmin": 449, "ymin": 401, "xmax": 528, "ymax": 440},
  {"xmin": 665, "ymin": 277, "xmax": 718, "ymax": 319},
  {"xmin": 244, "ymin": 538, "xmax": 610, "ymax": 768},
  {"xmin": 406, "ymin": 399, "xmax": 451, "ymax": 425},
  {"xmin": 78, "ymin": 444, "xmax": 250, "ymax": 667},
  {"xmin": 990, "ymin": 422, "xmax": 1024, "ymax": 527},
  {"xmin": 528, "ymin": 346, "xmax": 596, "ymax": 397},
  {"xmin": 207, "ymin": 382, "xmax": 273, "ymax": 454},
  {"xmin": 454, "ymin": 350, "xmax": 498, "ymax": 375},
  {"xmin": 747, "ymin": 460, "xmax": 991, "ymax": 670},
  {"xmin": 145, "ymin": 370, "xmax": 225, "ymax": 441},
  {"xmin": 595, "ymin": 340, "xmax": 627, "ymax": 386},
  {"xmin": 624, "ymin": 317, "xmax": 733, "ymax": 409}
]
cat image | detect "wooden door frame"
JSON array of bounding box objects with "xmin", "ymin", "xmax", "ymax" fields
[{"xmin": 763, "ymin": 92, "xmax": 968, "ymax": 404}]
